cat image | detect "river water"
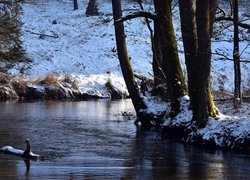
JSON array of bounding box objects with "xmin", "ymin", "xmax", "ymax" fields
[{"xmin": 0, "ymin": 100, "xmax": 249, "ymax": 179}]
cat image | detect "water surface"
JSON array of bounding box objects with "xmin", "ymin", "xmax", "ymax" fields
[{"xmin": 0, "ymin": 100, "xmax": 249, "ymax": 179}]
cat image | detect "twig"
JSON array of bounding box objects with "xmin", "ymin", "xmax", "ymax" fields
[
  {"xmin": 115, "ymin": 11, "xmax": 157, "ymax": 23},
  {"xmin": 240, "ymin": 44, "xmax": 250, "ymax": 57},
  {"xmin": 217, "ymin": 5, "xmax": 226, "ymax": 16},
  {"xmin": 171, "ymin": 1, "xmax": 178, "ymax": 10},
  {"xmin": 212, "ymin": 51, "xmax": 250, "ymax": 63},
  {"xmin": 215, "ymin": 16, "xmax": 250, "ymax": 30}
]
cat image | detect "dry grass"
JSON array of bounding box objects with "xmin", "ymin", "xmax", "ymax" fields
[
  {"xmin": 14, "ymin": 77, "xmax": 28, "ymax": 86},
  {"xmin": 0, "ymin": 73, "xmax": 10, "ymax": 84},
  {"xmin": 40, "ymin": 74, "xmax": 59, "ymax": 85}
]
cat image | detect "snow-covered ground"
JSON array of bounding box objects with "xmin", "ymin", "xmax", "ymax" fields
[
  {"xmin": 8, "ymin": 0, "xmax": 249, "ymax": 95},
  {"xmin": 5, "ymin": 0, "xmax": 250, "ymax": 150}
]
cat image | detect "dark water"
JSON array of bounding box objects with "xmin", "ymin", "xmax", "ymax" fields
[{"xmin": 0, "ymin": 100, "xmax": 249, "ymax": 179}]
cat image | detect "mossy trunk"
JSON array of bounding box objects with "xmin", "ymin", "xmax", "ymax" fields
[
  {"xmin": 154, "ymin": 0, "xmax": 187, "ymax": 116},
  {"xmin": 179, "ymin": 0, "xmax": 218, "ymax": 128}
]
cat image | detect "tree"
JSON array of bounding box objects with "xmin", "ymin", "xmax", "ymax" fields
[
  {"xmin": 153, "ymin": 0, "xmax": 187, "ymax": 117},
  {"xmin": 86, "ymin": 0, "xmax": 98, "ymax": 16},
  {"xmin": 233, "ymin": 0, "xmax": 242, "ymax": 108},
  {"xmin": 0, "ymin": 0, "xmax": 26, "ymax": 63},
  {"xmin": 111, "ymin": 0, "xmax": 153, "ymax": 127},
  {"xmin": 73, "ymin": 0, "xmax": 78, "ymax": 10},
  {"xmin": 179, "ymin": 0, "xmax": 218, "ymax": 128}
]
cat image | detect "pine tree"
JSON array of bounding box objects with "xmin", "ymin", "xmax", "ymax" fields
[{"xmin": 0, "ymin": 0, "xmax": 26, "ymax": 63}]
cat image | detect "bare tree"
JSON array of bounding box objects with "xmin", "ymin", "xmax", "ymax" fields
[{"xmin": 233, "ymin": 0, "xmax": 242, "ymax": 107}]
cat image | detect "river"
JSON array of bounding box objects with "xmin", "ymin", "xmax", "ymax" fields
[{"xmin": 0, "ymin": 100, "xmax": 249, "ymax": 179}]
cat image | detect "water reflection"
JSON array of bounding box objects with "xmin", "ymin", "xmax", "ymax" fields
[
  {"xmin": 0, "ymin": 100, "xmax": 249, "ymax": 179},
  {"xmin": 24, "ymin": 160, "xmax": 30, "ymax": 176}
]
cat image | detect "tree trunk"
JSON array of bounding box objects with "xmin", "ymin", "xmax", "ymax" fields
[
  {"xmin": 86, "ymin": 0, "xmax": 98, "ymax": 16},
  {"xmin": 233, "ymin": 0, "xmax": 242, "ymax": 108},
  {"xmin": 209, "ymin": 0, "xmax": 217, "ymax": 34},
  {"xmin": 73, "ymin": 0, "xmax": 78, "ymax": 10},
  {"xmin": 179, "ymin": 0, "xmax": 197, "ymax": 110},
  {"xmin": 152, "ymin": 13, "xmax": 164, "ymax": 96},
  {"xmin": 111, "ymin": 0, "xmax": 150, "ymax": 126},
  {"xmin": 179, "ymin": 0, "xmax": 218, "ymax": 128},
  {"xmin": 154, "ymin": 0, "xmax": 187, "ymax": 117}
]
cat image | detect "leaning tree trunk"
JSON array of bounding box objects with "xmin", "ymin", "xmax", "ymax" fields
[
  {"xmin": 233, "ymin": 0, "xmax": 242, "ymax": 108},
  {"xmin": 154, "ymin": 0, "xmax": 187, "ymax": 117},
  {"xmin": 112, "ymin": 0, "xmax": 151, "ymax": 127},
  {"xmin": 179, "ymin": 0, "xmax": 218, "ymax": 128}
]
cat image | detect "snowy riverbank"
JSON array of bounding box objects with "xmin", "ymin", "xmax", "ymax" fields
[{"xmin": 161, "ymin": 96, "xmax": 250, "ymax": 153}]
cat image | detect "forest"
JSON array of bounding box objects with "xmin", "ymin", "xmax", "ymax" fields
[{"xmin": 0, "ymin": 0, "xmax": 250, "ymax": 152}]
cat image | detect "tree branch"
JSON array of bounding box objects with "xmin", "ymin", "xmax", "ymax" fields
[
  {"xmin": 216, "ymin": 5, "xmax": 226, "ymax": 16},
  {"xmin": 212, "ymin": 51, "xmax": 250, "ymax": 63},
  {"xmin": 25, "ymin": 30, "xmax": 59, "ymax": 39},
  {"xmin": 215, "ymin": 16, "xmax": 250, "ymax": 30},
  {"xmin": 115, "ymin": 11, "xmax": 157, "ymax": 23}
]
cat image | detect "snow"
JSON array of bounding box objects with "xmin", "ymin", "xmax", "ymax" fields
[
  {"xmin": 5, "ymin": 0, "xmax": 250, "ymax": 149},
  {"xmin": 0, "ymin": 146, "xmax": 24, "ymax": 155},
  {"xmin": 163, "ymin": 97, "xmax": 250, "ymax": 149}
]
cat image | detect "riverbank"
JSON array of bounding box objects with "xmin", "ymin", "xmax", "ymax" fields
[
  {"xmin": 161, "ymin": 96, "xmax": 250, "ymax": 154},
  {"xmin": 0, "ymin": 0, "xmax": 249, "ymax": 154},
  {"xmin": 0, "ymin": 73, "xmax": 128, "ymax": 101}
]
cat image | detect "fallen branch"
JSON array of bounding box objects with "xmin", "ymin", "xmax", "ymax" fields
[
  {"xmin": 215, "ymin": 16, "xmax": 250, "ymax": 30},
  {"xmin": 26, "ymin": 30, "xmax": 59, "ymax": 39},
  {"xmin": 214, "ymin": 96, "xmax": 250, "ymax": 102},
  {"xmin": 213, "ymin": 97, "xmax": 234, "ymax": 102}
]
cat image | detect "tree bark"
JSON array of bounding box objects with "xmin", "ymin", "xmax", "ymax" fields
[
  {"xmin": 233, "ymin": 0, "xmax": 242, "ymax": 107},
  {"xmin": 154, "ymin": 0, "xmax": 187, "ymax": 117},
  {"xmin": 179, "ymin": 0, "xmax": 197, "ymax": 111},
  {"xmin": 86, "ymin": 0, "xmax": 98, "ymax": 16},
  {"xmin": 152, "ymin": 10, "xmax": 164, "ymax": 96},
  {"xmin": 179, "ymin": 0, "xmax": 218, "ymax": 128},
  {"xmin": 73, "ymin": 0, "xmax": 78, "ymax": 10},
  {"xmin": 111, "ymin": 0, "xmax": 149, "ymax": 126}
]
